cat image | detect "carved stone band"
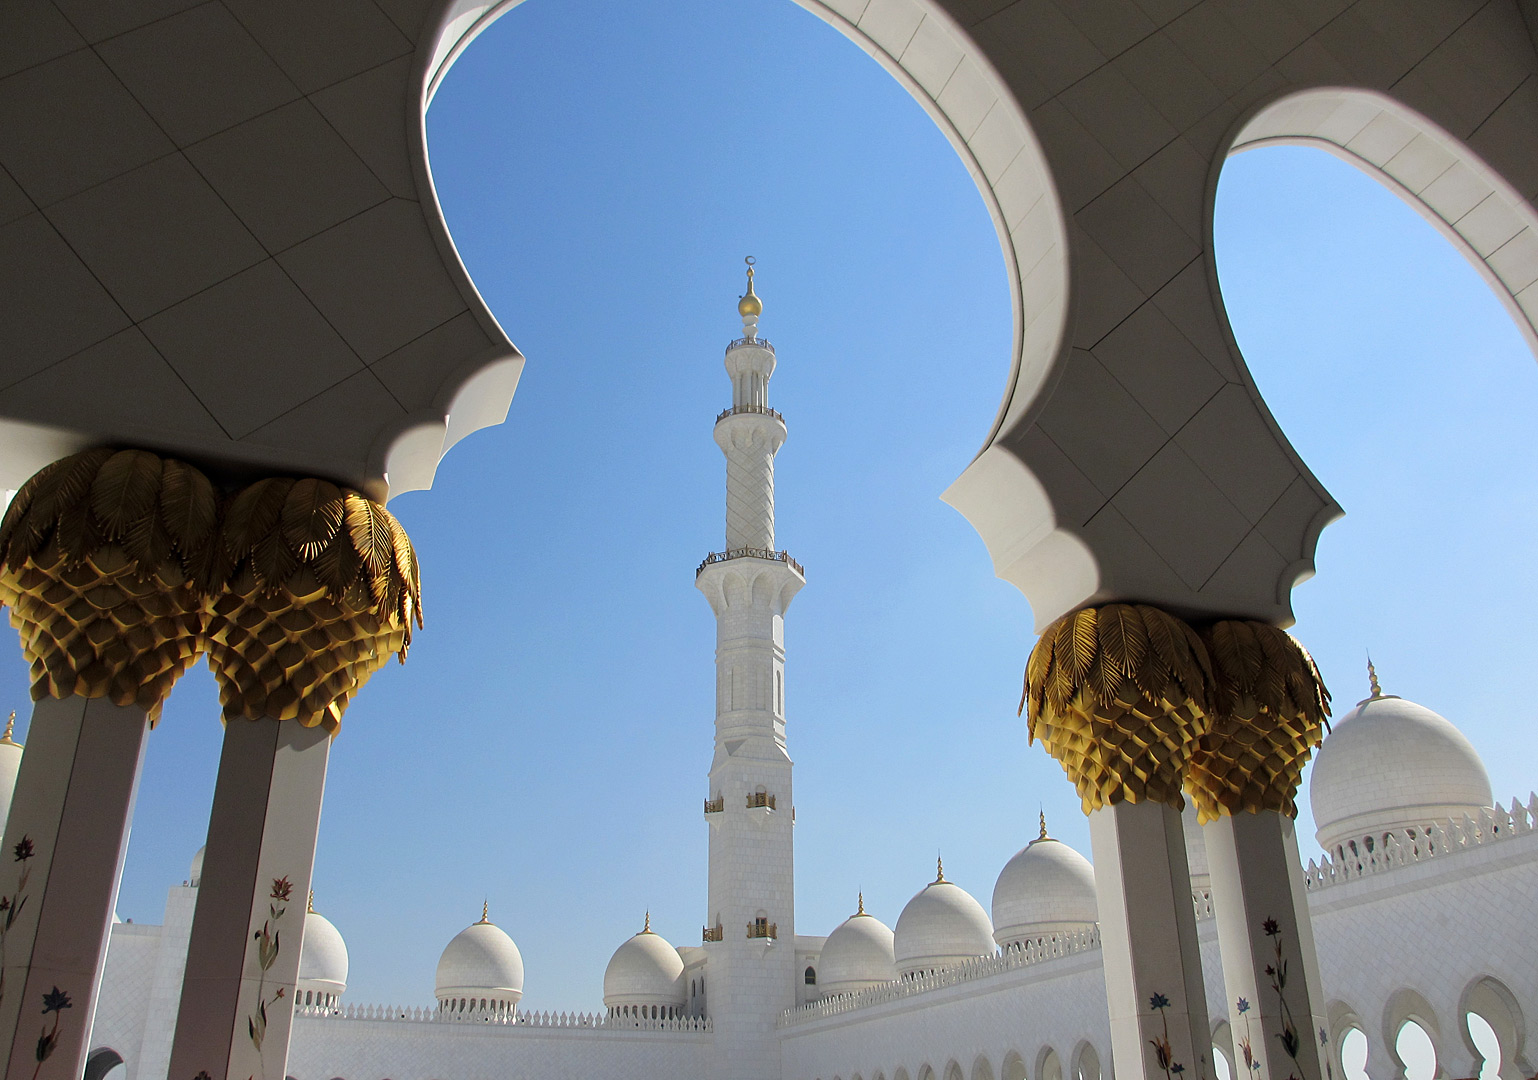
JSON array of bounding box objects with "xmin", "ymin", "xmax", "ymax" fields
[
  {"xmin": 1184, "ymin": 620, "xmax": 1331, "ymax": 823},
  {"xmin": 0, "ymin": 450, "xmax": 421, "ymax": 731}
]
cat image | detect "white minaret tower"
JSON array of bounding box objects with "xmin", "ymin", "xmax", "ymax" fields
[{"xmin": 696, "ymin": 259, "xmax": 803, "ymax": 1079}]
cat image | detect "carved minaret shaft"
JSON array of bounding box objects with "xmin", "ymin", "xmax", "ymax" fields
[{"xmin": 695, "ymin": 262, "xmax": 803, "ymax": 1080}]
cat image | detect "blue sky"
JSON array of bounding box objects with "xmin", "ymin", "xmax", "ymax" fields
[{"xmin": 3, "ymin": 0, "xmax": 1535, "ymax": 1018}]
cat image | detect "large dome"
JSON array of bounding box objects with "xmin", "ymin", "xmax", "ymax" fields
[
  {"xmin": 297, "ymin": 905, "xmax": 348, "ymax": 1008},
  {"xmin": 603, "ymin": 917, "xmax": 685, "ymax": 1015},
  {"xmin": 991, "ymin": 823, "xmax": 1097, "ymax": 949},
  {"xmin": 435, "ymin": 909, "xmax": 524, "ymax": 1015},
  {"xmin": 189, "ymin": 845, "xmax": 205, "ymax": 887},
  {"xmin": 818, "ymin": 898, "xmax": 896, "ymax": 995},
  {"xmin": 893, "ymin": 863, "xmax": 994, "ymax": 978},
  {"xmin": 1310, "ymin": 682, "xmax": 1492, "ymax": 855}
]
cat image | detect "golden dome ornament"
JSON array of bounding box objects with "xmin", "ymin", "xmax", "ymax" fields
[{"xmin": 738, "ymin": 256, "xmax": 763, "ymax": 318}]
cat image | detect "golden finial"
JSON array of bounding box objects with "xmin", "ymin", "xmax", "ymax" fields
[
  {"xmin": 0, "ymin": 711, "xmax": 15, "ymax": 745},
  {"xmin": 737, "ymin": 256, "xmax": 763, "ymax": 318},
  {"xmin": 856, "ymin": 892, "xmax": 865, "ymax": 916},
  {"xmin": 1038, "ymin": 810, "xmax": 1050, "ymax": 842},
  {"xmin": 1367, "ymin": 656, "xmax": 1382, "ymax": 698},
  {"xmin": 934, "ymin": 855, "xmax": 946, "ymax": 884},
  {"xmin": 478, "ymin": 900, "xmax": 490, "ymax": 924},
  {"xmin": 308, "ymin": 890, "xmax": 315, "ymax": 914},
  {"xmin": 643, "ymin": 910, "xmax": 652, "ymax": 934}
]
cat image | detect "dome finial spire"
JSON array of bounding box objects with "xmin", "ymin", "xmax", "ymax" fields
[
  {"xmin": 737, "ymin": 255, "xmax": 763, "ymax": 331},
  {"xmin": 1039, "ymin": 809, "xmax": 1050, "ymax": 841},
  {"xmin": 0, "ymin": 710, "xmax": 15, "ymax": 745},
  {"xmin": 643, "ymin": 910, "xmax": 651, "ymax": 933},
  {"xmin": 479, "ymin": 899, "xmax": 490, "ymax": 924},
  {"xmin": 1367, "ymin": 655, "xmax": 1382, "ymax": 698},
  {"xmin": 308, "ymin": 889, "xmax": 315, "ymax": 914},
  {"xmin": 934, "ymin": 854, "xmax": 946, "ymax": 884},
  {"xmin": 856, "ymin": 891, "xmax": 865, "ymax": 916}
]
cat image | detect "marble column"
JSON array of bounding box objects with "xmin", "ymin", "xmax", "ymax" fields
[
  {"xmin": 1188, "ymin": 620, "xmax": 1332, "ymax": 1080},
  {"xmin": 1023, "ymin": 604, "xmax": 1217, "ymax": 1080},
  {"xmin": 168, "ymin": 718, "xmax": 331, "ymax": 1080},
  {"xmin": 1090, "ymin": 799, "xmax": 1213, "ymax": 1080},
  {"xmin": 0, "ymin": 698, "xmax": 150, "ymax": 1080},
  {"xmin": 1203, "ymin": 812, "xmax": 1328, "ymax": 1080}
]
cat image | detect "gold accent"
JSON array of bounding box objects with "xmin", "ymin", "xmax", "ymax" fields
[
  {"xmin": 308, "ymin": 890, "xmax": 316, "ymax": 914},
  {"xmin": 746, "ymin": 918, "xmax": 777, "ymax": 940},
  {"xmin": 747, "ymin": 791, "xmax": 776, "ymax": 810},
  {"xmin": 933, "ymin": 856, "xmax": 946, "ymax": 885},
  {"xmin": 1184, "ymin": 621, "xmax": 1332, "ymax": 823},
  {"xmin": 0, "ymin": 711, "xmax": 16, "ymax": 746},
  {"xmin": 1038, "ymin": 810, "xmax": 1049, "ymax": 842},
  {"xmin": 1022, "ymin": 604, "xmax": 1212, "ymax": 813},
  {"xmin": 703, "ymin": 922, "xmax": 724, "ymax": 942},
  {"xmin": 202, "ymin": 478, "xmax": 422, "ymax": 732},
  {"xmin": 0, "ymin": 449, "xmax": 214, "ymax": 721},
  {"xmin": 704, "ymin": 795, "xmax": 724, "ymax": 814},
  {"xmin": 737, "ymin": 257, "xmax": 763, "ymax": 318},
  {"xmin": 479, "ymin": 900, "xmax": 490, "ymax": 924},
  {"xmin": 855, "ymin": 892, "xmax": 865, "ymax": 916},
  {"xmin": 642, "ymin": 910, "xmax": 652, "ymax": 934},
  {"xmin": 1367, "ymin": 656, "xmax": 1382, "ymax": 698}
]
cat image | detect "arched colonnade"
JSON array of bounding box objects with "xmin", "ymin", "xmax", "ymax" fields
[{"xmin": 2, "ymin": 2, "xmax": 1538, "ymax": 1080}]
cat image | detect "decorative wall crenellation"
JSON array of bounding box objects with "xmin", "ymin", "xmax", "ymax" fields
[
  {"xmin": 1304, "ymin": 793, "xmax": 1538, "ymax": 891},
  {"xmin": 295, "ymin": 1004, "xmax": 713, "ymax": 1033}
]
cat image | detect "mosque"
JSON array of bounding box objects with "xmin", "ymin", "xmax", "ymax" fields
[{"xmin": 62, "ymin": 279, "xmax": 1538, "ymax": 1080}]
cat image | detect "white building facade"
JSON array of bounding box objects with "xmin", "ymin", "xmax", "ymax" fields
[{"xmin": 74, "ymin": 281, "xmax": 1538, "ymax": 1080}]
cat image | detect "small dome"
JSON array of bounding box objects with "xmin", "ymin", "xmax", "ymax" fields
[
  {"xmin": 893, "ymin": 862, "xmax": 994, "ymax": 978},
  {"xmin": 991, "ymin": 824, "xmax": 1097, "ymax": 949},
  {"xmin": 435, "ymin": 910, "xmax": 524, "ymax": 1013},
  {"xmin": 297, "ymin": 907, "xmax": 348, "ymax": 1004},
  {"xmin": 603, "ymin": 917, "xmax": 685, "ymax": 1010},
  {"xmin": 1310, "ymin": 683, "xmax": 1492, "ymax": 855},
  {"xmin": 738, "ymin": 261, "xmax": 762, "ymax": 318},
  {"xmin": 190, "ymin": 846, "xmax": 205, "ymax": 887},
  {"xmin": 818, "ymin": 898, "xmax": 896, "ymax": 995}
]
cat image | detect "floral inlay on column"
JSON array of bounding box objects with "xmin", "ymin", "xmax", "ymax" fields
[{"xmin": 248, "ymin": 876, "xmax": 293, "ymax": 1057}]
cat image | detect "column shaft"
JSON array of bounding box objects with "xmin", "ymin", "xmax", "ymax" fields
[
  {"xmin": 1089, "ymin": 800, "xmax": 1213, "ymax": 1080},
  {"xmin": 0, "ymin": 697, "xmax": 149, "ymax": 1080},
  {"xmin": 1204, "ymin": 812, "xmax": 1328, "ymax": 1080},
  {"xmin": 169, "ymin": 719, "xmax": 330, "ymax": 1080}
]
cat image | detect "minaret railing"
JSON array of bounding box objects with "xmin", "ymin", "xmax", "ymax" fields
[
  {"xmin": 716, "ymin": 404, "xmax": 783, "ymax": 423},
  {"xmin": 696, "ymin": 548, "xmax": 804, "ymax": 578},
  {"xmin": 727, "ymin": 337, "xmax": 774, "ymax": 354}
]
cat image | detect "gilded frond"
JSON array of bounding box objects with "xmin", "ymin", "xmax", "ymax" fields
[
  {"xmin": 1186, "ymin": 620, "xmax": 1332, "ymax": 822},
  {"xmin": 1022, "ymin": 603, "xmax": 1213, "ymax": 812}
]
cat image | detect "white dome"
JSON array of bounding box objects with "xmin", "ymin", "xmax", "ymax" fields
[
  {"xmin": 893, "ymin": 867, "xmax": 994, "ymax": 978},
  {"xmin": 603, "ymin": 923, "xmax": 685, "ymax": 1009},
  {"xmin": 991, "ymin": 831, "xmax": 1097, "ymax": 948},
  {"xmin": 1310, "ymin": 689, "xmax": 1492, "ymax": 855},
  {"xmin": 818, "ymin": 902, "xmax": 896, "ymax": 995},
  {"xmin": 297, "ymin": 908, "xmax": 348, "ymax": 1003},
  {"xmin": 435, "ymin": 915, "xmax": 524, "ymax": 1012},
  {"xmin": 189, "ymin": 846, "xmax": 204, "ymax": 887}
]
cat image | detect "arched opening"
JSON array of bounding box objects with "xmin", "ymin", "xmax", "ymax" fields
[
  {"xmin": 1339, "ymin": 1028, "xmax": 1370, "ymax": 1080},
  {"xmin": 1212, "ymin": 1018, "xmax": 1235, "ymax": 1080},
  {"xmin": 895, "ymin": 1070, "xmax": 911, "ymax": 1080},
  {"xmin": 1035, "ymin": 1048, "xmax": 1063, "ymax": 1080},
  {"xmin": 1461, "ymin": 976, "xmax": 1531, "ymax": 1080},
  {"xmin": 944, "ymin": 1062, "xmax": 963, "ymax": 1080},
  {"xmin": 83, "ymin": 1048, "xmax": 125, "ymax": 1080},
  {"xmin": 1396, "ymin": 1019, "xmax": 1439, "ymax": 1080},
  {"xmin": 1001, "ymin": 1051, "xmax": 1027, "ymax": 1080},
  {"xmin": 971, "ymin": 1055, "xmax": 994, "ymax": 1080},
  {"xmin": 1069, "ymin": 1042, "xmax": 1100, "ymax": 1080}
]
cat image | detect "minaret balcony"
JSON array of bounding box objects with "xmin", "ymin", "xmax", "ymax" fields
[
  {"xmin": 746, "ymin": 919, "xmax": 778, "ymax": 940},
  {"xmin": 726, "ymin": 336, "xmax": 774, "ymax": 355},
  {"xmin": 703, "ymin": 923, "xmax": 724, "ymax": 943},
  {"xmin": 746, "ymin": 791, "xmax": 776, "ymax": 810},
  {"xmin": 704, "ymin": 795, "xmax": 724, "ymax": 814},
  {"xmin": 715, "ymin": 404, "xmax": 783, "ymax": 424},
  {"xmin": 696, "ymin": 548, "xmax": 804, "ymax": 578}
]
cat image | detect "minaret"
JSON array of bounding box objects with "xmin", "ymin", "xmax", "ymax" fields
[{"xmin": 695, "ymin": 259, "xmax": 803, "ymax": 1080}]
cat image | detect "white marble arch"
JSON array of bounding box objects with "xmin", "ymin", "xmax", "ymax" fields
[{"xmin": 1231, "ymin": 87, "xmax": 1538, "ymax": 359}]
